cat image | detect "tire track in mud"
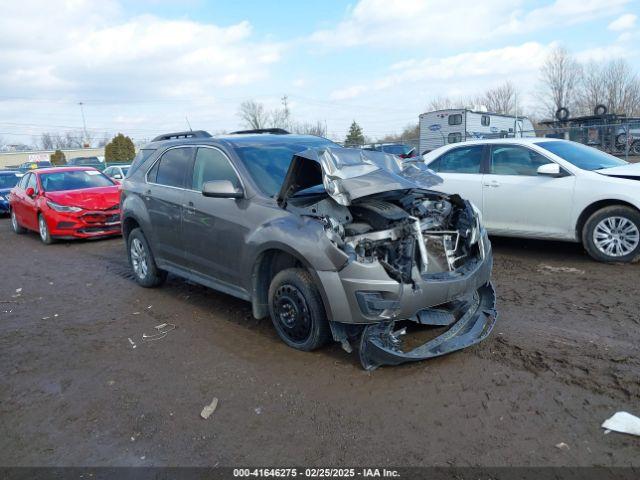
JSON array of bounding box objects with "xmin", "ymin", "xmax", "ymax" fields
[{"xmin": 476, "ymin": 333, "xmax": 640, "ymax": 401}]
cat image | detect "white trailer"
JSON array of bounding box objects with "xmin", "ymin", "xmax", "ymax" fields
[{"xmin": 419, "ymin": 109, "xmax": 535, "ymax": 154}]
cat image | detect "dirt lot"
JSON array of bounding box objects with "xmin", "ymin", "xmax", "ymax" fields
[{"xmin": 0, "ymin": 218, "xmax": 638, "ymax": 467}]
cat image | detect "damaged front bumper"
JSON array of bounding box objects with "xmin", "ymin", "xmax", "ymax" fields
[{"xmin": 358, "ymin": 282, "xmax": 497, "ymax": 370}]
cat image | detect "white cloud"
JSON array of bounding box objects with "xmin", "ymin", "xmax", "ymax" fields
[
  {"xmin": 310, "ymin": 0, "xmax": 630, "ymax": 48},
  {"xmin": 608, "ymin": 13, "xmax": 637, "ymax": 31},
  {"xmin": 330, "ymin": 42, "xmax": 550, "ymax": 100},
  {"xmin": 0, "ymin": 0, "xmax": 283, "ymax": 100}
]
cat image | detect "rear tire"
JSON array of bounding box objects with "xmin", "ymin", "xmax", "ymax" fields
[
  {"xmin": 268, "ymin": 268, "xmax": 330, "ymax": 351},
  {"xmin": 582, "ymin": 206, "xmax": 640, "ymax": 263},
  {"xmin": 38, "ymin": 214, "xmax": 54, "ymax": 244},
  {"xmin": 10, "ymin": 209, "xmax": 26, "ymax": 234},
  {"xmin": 127, "ymin": 228, "xmax": 167, "ymax": 287}
]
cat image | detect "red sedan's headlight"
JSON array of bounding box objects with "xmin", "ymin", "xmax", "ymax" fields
[{"xmin": 46, "ymin": 200, "xmax": 82, "ymax": 213}]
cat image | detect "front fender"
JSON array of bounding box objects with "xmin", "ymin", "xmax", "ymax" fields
[{"xmin": 244, "ymin": 215, "xmax": 349, "ymax": 275}]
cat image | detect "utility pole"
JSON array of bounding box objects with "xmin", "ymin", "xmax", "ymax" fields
[
  {"xmin": 78, "ymin": 102, "xmax": 88, "ymax": 147},
  {"xmin": 281, "ymin": 95, "xmax": 290, "ymax": 127},
  {"xmin": 513, "ymin": 92, "xmax": 518, "ymax": 138}
]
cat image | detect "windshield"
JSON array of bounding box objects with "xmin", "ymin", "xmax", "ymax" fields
[
  {"xmin": 0, "ymin": 174, "xmax": 20, "ymax": 189},
  {"xmin": 71, "ymin": 158, "xmax": 99, "ymax": 165},
  {"xmin": 40, "ymin": 170, "xmax": 114, "ymax": 192},
  {"xmin": 383, "ymin": 144, "xmax": 413, "ymax": 155},
  {"xmin": 537, "ymin": 141, "xmax": 627, "ymax": 171},
  {"xmin": 233, "ymin": 137, "xmax": 336, "ymax": 197}
]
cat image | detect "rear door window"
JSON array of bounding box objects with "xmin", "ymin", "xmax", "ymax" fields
[
  {"xmin": 429, "ymin": 145, "xmax": 483, "ymax": 174},
  {"xmin": 152, "ymin": 147, "xmax": 194, "ymax": 188},
  {"xmin": 130, "ymin": 148, "xmax": 157, "ymax": 175}
]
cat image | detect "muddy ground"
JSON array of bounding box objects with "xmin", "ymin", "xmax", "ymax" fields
[{"xmin": 0, "ymin": 218, "xmax": 638, "ymax": 467}]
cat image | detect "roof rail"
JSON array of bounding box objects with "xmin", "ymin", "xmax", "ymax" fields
[
  {"xmin": 230, "ymin": 128, "xmax": 290, "ymax": 135},
  {"xmin": 151, "ymin": 130, "xmax": 212, "ymax": 142}
]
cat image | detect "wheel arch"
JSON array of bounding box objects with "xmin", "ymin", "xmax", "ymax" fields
[
  {"xmin": 122, "ymin": 215, "xmax": 141, "ymax": 242},
  {"xmin": 250, "ymin": 245, "xmax": 329, "ymax": 320},
  {"xmin": 576, "ymin": 199, "xmax": 640, "ymax": 239}
]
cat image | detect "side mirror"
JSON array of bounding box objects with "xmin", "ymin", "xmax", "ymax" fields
[
  {"xmin": 537, "ymin": 163, "xmax": 563, "ymax": 177},
  {"xmin": 25, "ymin": 187, "xmax": 35, "ymax": 197},
  {"xmin": 202, "ymin": 180, "xmax": 244, "ymax": 199}
]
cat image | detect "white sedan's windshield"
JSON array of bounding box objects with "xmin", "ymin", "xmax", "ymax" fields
[{"xmin": 537, "ymin": 141, "xmax": 627, "ymax": 171}]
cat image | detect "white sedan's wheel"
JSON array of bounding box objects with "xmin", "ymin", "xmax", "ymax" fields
[
  {"xmin": 593, "ymin": 216, "xmax": 640, "ymax": 258},
  {"xmin": 583, "ymin": 206, "xmax": 640, "ymax": 263}
]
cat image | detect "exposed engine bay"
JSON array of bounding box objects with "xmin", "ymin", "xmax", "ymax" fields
[
  {"xmin": 288, "ymin": 189, "xmax": 484, "ymax": 285},
  {"xmin": 277, "ymin": 146, "xmax": 496, "ymax": 370}
]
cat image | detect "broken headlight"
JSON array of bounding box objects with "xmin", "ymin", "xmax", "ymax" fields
[{"xmin": 470, "ymin": 203, "xmax": 483, "ymax": 245}]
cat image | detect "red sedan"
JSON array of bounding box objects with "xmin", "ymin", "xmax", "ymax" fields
[{"xmin": 9, "ymin": 167, "xmax": 121, "ymax": 244}]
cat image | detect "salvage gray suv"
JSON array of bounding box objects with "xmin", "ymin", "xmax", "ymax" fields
[{"xmin": 121, "ymin": 129, "xmax": 497, "ymax": 369}]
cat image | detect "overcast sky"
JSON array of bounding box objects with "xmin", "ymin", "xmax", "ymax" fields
[{"xmin": 0, "ymin": 0, "xmax": 638, "ymax": 145}]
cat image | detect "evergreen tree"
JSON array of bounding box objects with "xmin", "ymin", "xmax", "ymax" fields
[
  {"xmin": 344, "ymin": 121, "xmax": 365, "ymax": 146},
  {"xmin": 50, "ymin": 149, "xmax": 66, "ymax": 166},
  {"xmin": 104, "ymin": 133, "xmax": 136, "ymax": 163}
]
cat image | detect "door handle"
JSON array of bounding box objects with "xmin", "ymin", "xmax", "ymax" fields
[
  {"xmin": 483, "ymin": 181, "xmax": 500, "ymax": 188},
  {"xmin": 183, "ymin": 201, "xmax": 196, "ymax": 215}
]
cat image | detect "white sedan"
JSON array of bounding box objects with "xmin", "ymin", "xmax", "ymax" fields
[
  {"xmin": 103, "ymin": 164, "xmax": 131, "ymax": 183},
  {"xmin": 422, "ymin": 138, "xmax": 640, "ymax": 262}
]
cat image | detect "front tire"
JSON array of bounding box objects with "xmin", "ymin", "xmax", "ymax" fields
[
  {"xmin": 38, "ymin": 214, "xmax": 54, "ymax": 244},
  {"xmin": 127, "ymin": 228, "xmax": 167, "ymax": 287},
  {"xmin": 583, "ymin": 206, "xmax": 640, "ymax": 263},
  {"xmin": 268, "ymin": 268, "xmax": 330, "ymax": 351},
  {"xmin": 11, "ymin": 209, "xmax": 26, "ymax": 234}
]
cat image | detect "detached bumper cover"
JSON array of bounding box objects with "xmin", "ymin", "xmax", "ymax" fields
[{"xmin": 358, "ymin": 282, "xmax": 497, "ymax": 370}]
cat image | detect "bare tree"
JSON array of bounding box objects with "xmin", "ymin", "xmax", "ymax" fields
[
  {"xmin": 97, "ymin": 133, "xmax": 112, "ymax": 148},
  {"xmin": 577, "ymin": 59, "xmax": 640, "ymax": 115},
  {"xmin": 426, "ymin": 96, "xmax": 464, "ymax": 111},
  {"xmin": 602, "ymin": 59, "xmax": 640, "ymax": 115},
  {"xmin": 238, "ymin": 100, "xmax": 269, "ymax": 129},
  {"xmin": 537, "ymin": 46, "xmax": 582, "ymax": 118},
  {"xmin": 64, "ymin": 132, "xmax": 83, "ymax": 149},
  {"xmin": 269, "ymin": 108, "xmax": 290, "ymax": 130},
  {"xmin": 291, "ymin": 121, "xmax": 327, "ymax": 137},
  {"xmin": 39, "ymin": 132, "xmax": 55, "ymax": 150},
  {"xmin": 577, "ymin": 60, "xmax": 607, "ymax": 115},
  {"xmin": 479, "ymin": 81, "xmax": 518, "ymax": 115}
]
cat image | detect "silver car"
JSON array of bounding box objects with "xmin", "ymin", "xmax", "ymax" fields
[{"xmin": 120, "ymin": 130, "xmax": 496, "ymax": 370}]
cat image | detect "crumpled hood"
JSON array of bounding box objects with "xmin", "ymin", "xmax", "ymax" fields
[
  {"xmin": 277, "ymin": 147, "xmax": 443, "ymax": 206},
  {"xmin": 45, "ymin": 186, "xmax": 121, "ymax": 210},
  {"xmin": 597, "ymin": 163, "xmax": 640, "ymax": 178}
]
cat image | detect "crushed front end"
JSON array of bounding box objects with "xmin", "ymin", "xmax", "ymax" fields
[{"xmin": 280, "ymin": 147, "xmax": 497, "ymax": 370}]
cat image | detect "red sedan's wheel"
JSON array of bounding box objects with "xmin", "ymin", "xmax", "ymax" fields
[
  {"xmin": 38, "ymin": 214, "xmax": 54, "ymax": 244},
  {"xmin": 11, "ymin": 210, "xmax": 26, "ymax": 234}
]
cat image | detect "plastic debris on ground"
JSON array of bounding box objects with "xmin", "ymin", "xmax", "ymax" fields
[
  {"xmin": 601, "ymin": 411, "xmax": 640, "ymax": 437},
  {"xmin": 201, "ymin": 397, "xmax": 219, "ymax": 419},
  {"xmin": 141, "ymin": 323, "xmax": 175, "ymax": 342}
]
